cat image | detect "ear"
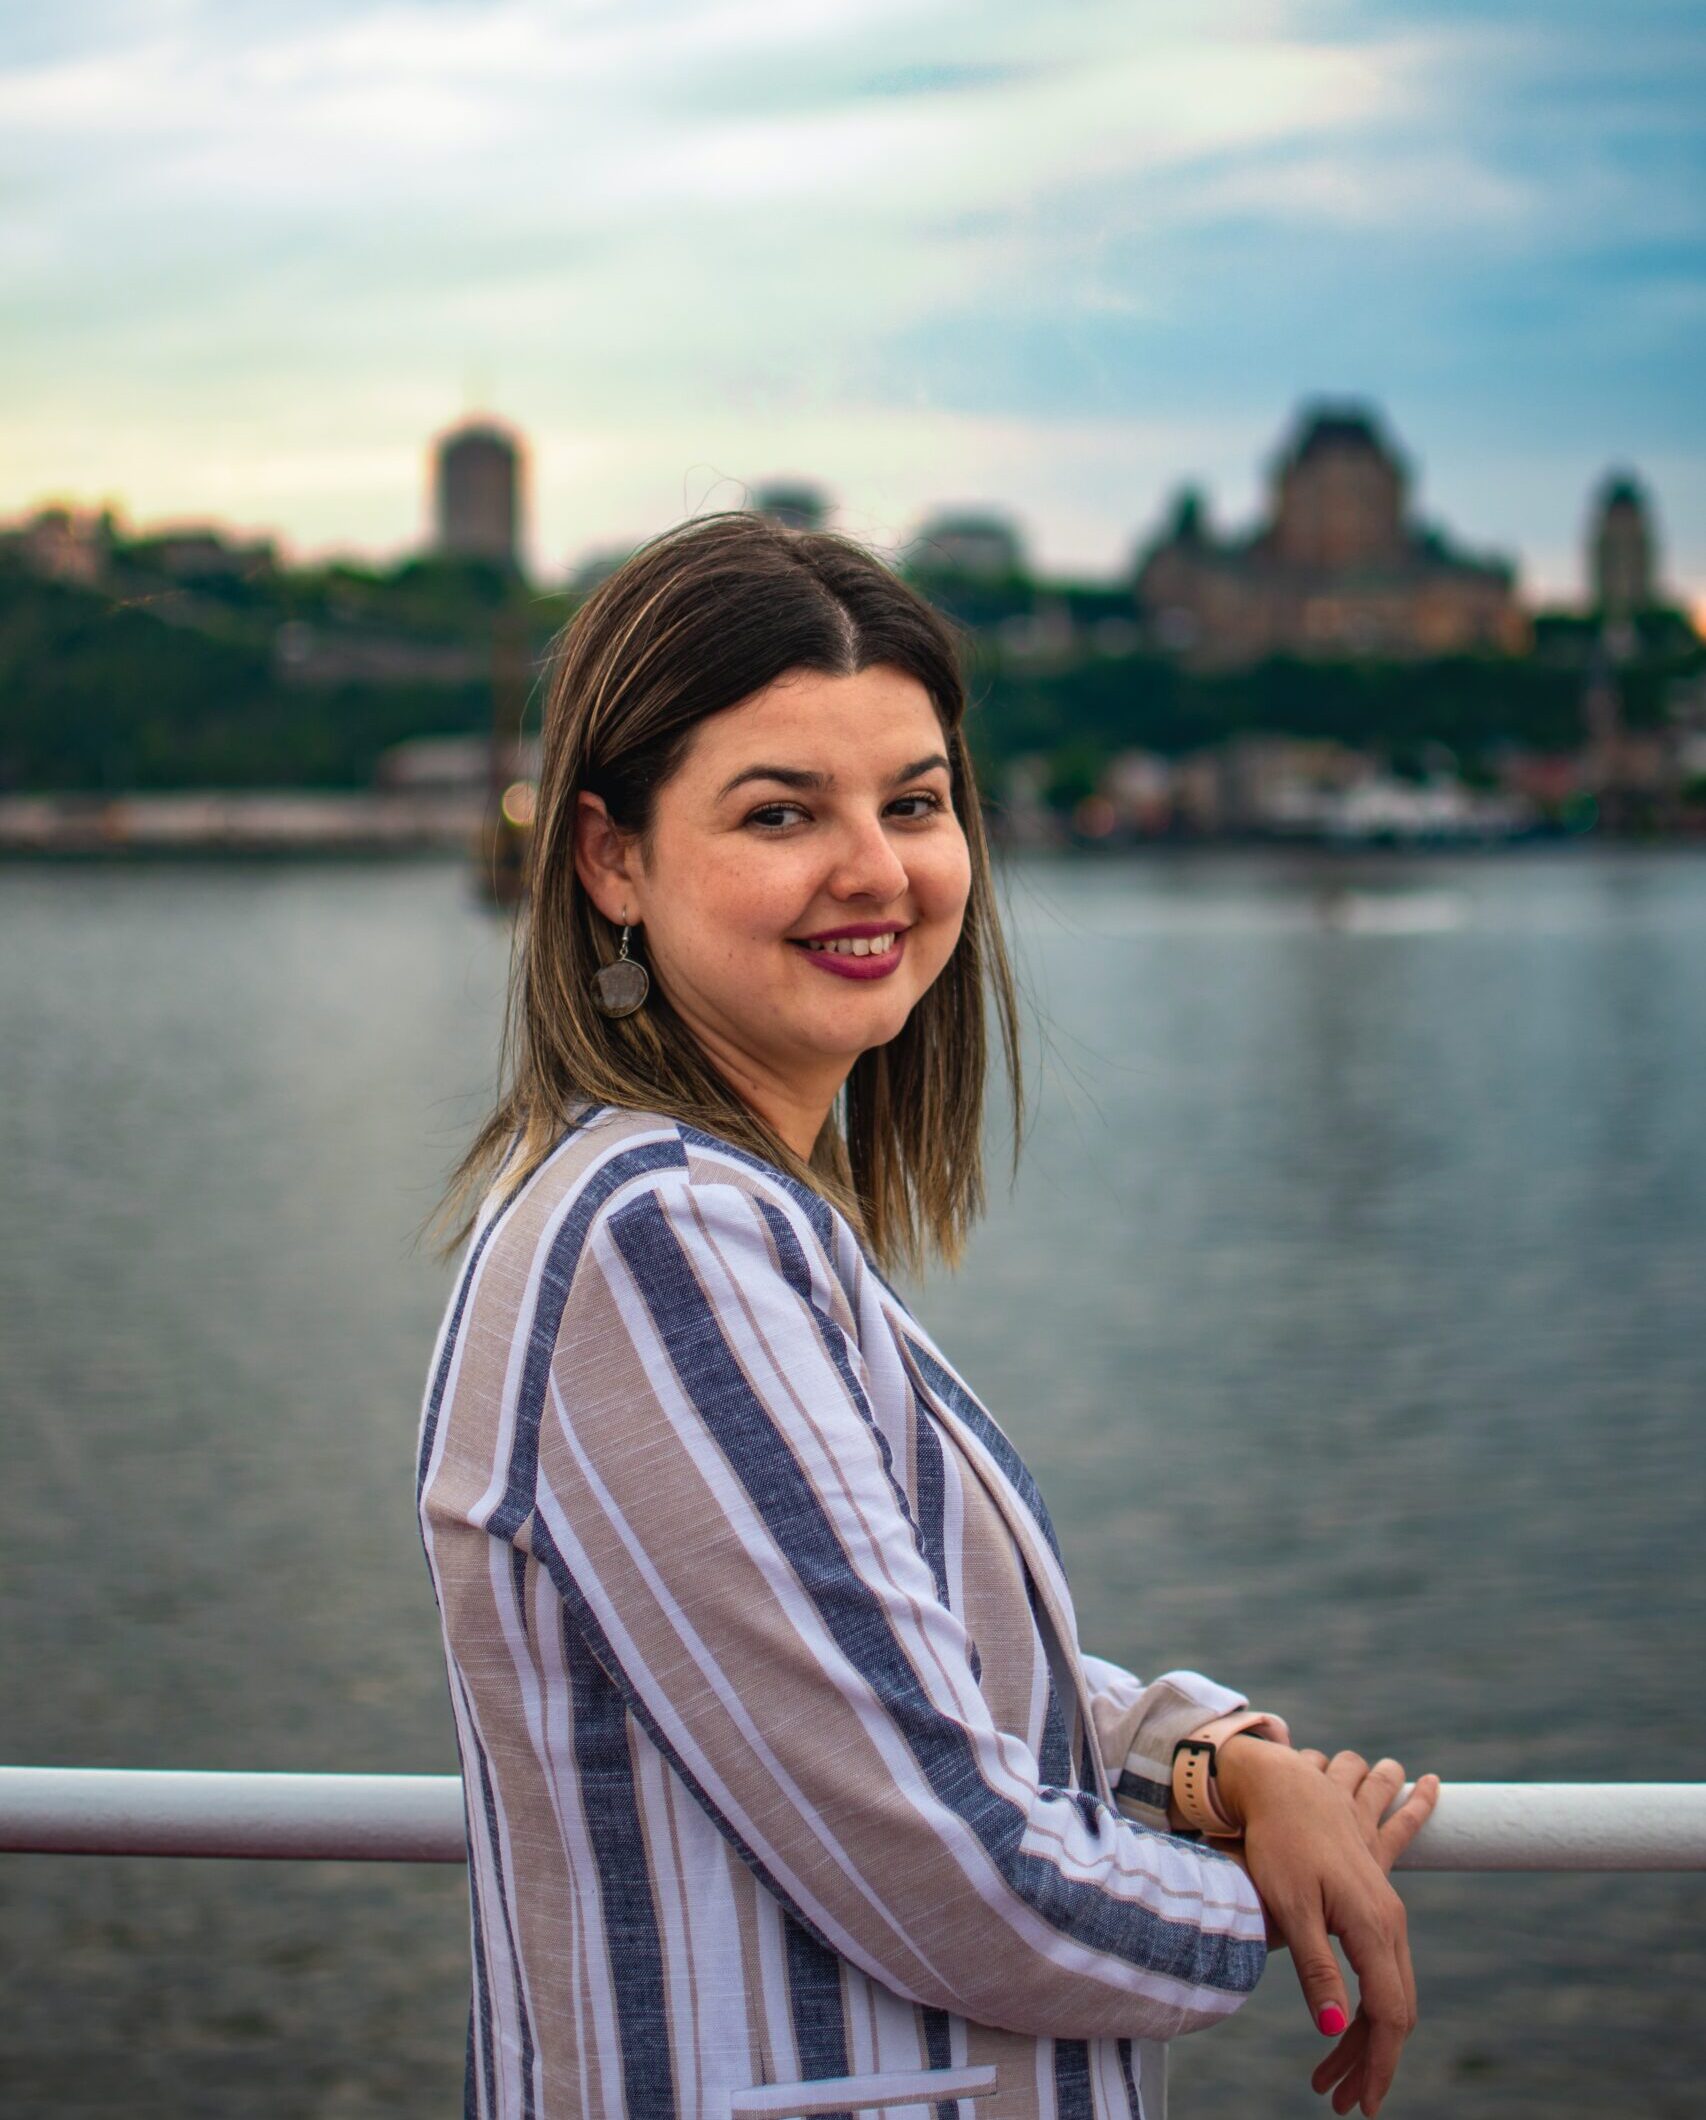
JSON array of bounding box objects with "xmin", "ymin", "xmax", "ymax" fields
[{"xmin": 572, "ymin": 791, "xmax": 640, "ymax": 925}]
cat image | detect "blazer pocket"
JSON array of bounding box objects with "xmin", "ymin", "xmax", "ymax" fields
[{"xmin": 727, "ymin": 2061, "xmax": 999, "ymax": 2118}]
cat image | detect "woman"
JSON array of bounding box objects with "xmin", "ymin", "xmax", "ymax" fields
[{"xmin": 416, "ymin": 511, "xmax": 1439, "ymax": 2120}]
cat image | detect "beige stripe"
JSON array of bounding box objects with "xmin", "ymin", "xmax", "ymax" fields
[
  {"xmin": 464, "ymin": 1533, "xmax": 586, "ymax": 2112},
  {"xmin": 731, "ymin": 1869, "xmax": 782, "ymax": 2086}
]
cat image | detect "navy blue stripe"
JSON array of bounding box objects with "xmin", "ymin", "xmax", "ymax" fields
[
  {"xmin": 607, "ymin": 1194, "xmax": 1265, "ymax": 1996},
  {"xmin": 922, "ymin": 2004, "xmax": 957, "ymax": 2120},
  {"xmin": 898, "ymin": 1334, "xmax": 1065, "ymax": 1567},
  {"xmin": 1054, "ymin": 2035, "xmax": 1095, "ymax": 2120},
  {"xmin": 463, "ymin": 1997, "xmax": 479, "ymax": 2120},
  {"xmin": 460, "ymin": 1776, "xmax": 499, "ymax": 2120},
  {"xmin": 528, "ymin": 1509, "xmax": 844, "ymax": 1964},
  {"xmin": 899, "ymin": 1361, "xmax": 977, "ymax": 1678},
  {"xmin": 567, "ymin": 1625, "xmax": 678, "ymax": 2118},
  {"xmin": 457, "ymin": 1669, "xmax": 537, "ymax": 2119},
  {"xmin": 1025, "ymin": 1571, "xmax": 1074, "ymax": 1791},
  {"xmin": 1118, "ymin": 2036, "xmax": 1145, "ymax": 2120},
  {"xmin": 486, "ymin": 1134, "xmax": 689, "ymax": 1544},
  {"xmin": 782, "ymin": 1910, "xmax": 853, "ymax": 2116},
  {"xmin": 417, "ymin": 1133, "xmax": 561, "ymax": 1510},
  {"xmin": 1116, "ymin": 1769, "xmax": 1173, "ymax": 1813},
  {"xmin": 510, "ymin": 1546, "xmax": 530, "ymax": 1638},
  {"xmin": 910, "ymin": 1386, "xmax": 952, "ymax": 1611},
  {"xmin": 752, "ymin": 1195, "xmax": 944, "ymax": 1605}
]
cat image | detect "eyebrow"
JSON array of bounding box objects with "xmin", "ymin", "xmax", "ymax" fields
[{"xmin": 716, "ymin": 753, "xmax": 951, "ymax": 801}]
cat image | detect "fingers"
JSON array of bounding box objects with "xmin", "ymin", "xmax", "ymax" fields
[
  {"xmin": 1393, "ymin": 1897, "xmax": 1420, "ymax": 2061},
  {"xmin": 1312, "ymin": 2013, "xmax": 1373, "ymax": 2114},
  {"xmin": 1354, "ymin": 1758, "xmax": 1407, "ymax": 1831},
  {"xmin": 1287, "ymin": 1909, "xmax": 1352, "ymax": 2041},
  {"xmin": 1376, "ymin": 1774, "xmax": 1441, "ymax": 1873},
  {"xmin": 1338, "ymin": 1904, "xmax": 1417, "ymax": 2116},
  {"xmin": 1324, "ymin": 1749, "xmax": 1369, "ymax": 1795},
  {"xmin": 1298, "ymin": 1747, "xmax": 1330, "ymax": 1774},
  {"xmin": 1310, "ymin": 2009, "xmax": 1364, "ymax": 2089}
]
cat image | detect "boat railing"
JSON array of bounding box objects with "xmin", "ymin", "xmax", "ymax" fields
[
  {"xmin": 4, "ymin": 1768, "xmax": 1703, "ymax": 1868},
  {"xmin": 6, "ymin": 1770, "xmax": 1702, "ymax": 2120}
]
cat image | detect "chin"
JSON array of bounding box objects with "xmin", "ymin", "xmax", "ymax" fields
[{"xmin": 832, "ymin": 995, "xmax": 924, "ymax": 1057}]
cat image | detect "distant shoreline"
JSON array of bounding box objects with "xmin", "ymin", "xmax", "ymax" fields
[{"xmin": 1, "ymin": 795, "xmax": 1697, "ymax": 863}]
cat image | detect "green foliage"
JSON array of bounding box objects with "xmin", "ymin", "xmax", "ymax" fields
[
  {"xmin": 0, "ymin": 563, "xmax": 488, "ymax": 791},
  {"xmin": 1043, "ymin": 741, "xmax": 1105, "ymax": 811},
  {"xmin": 965, "ymin": 642, "xmax": 1594, "ymax": 802},
  {"xmin": 0, "ymin": 550, "xmax": 1696, "ymax": 804}
]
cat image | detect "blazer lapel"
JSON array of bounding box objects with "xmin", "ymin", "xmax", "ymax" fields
[{"xmin": 895, "ymin": 1329, "xmax": 1115, "ymax": 1808}]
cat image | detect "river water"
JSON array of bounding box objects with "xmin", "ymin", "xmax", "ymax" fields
[{"xmin": 2, "ymin": 846, "xmax": 1702, "ymax": 2118}]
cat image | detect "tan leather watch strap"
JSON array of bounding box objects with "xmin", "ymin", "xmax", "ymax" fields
[
  {"xmin": 1171, "ymin": 1739, "xmax": 1240, "ymax": 1836},
  {"xmin": 1171, "ymin": 1710, "xmax": 1283, "ymax": 1836}
]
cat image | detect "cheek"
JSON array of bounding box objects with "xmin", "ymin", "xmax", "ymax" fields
[
  {"xmin": 914, "ymin": 829, "xmax": 973, "ymax": 925},
  {"xmin": 691, "ymin": 839, "xmax": 814, "ymax": 943}
]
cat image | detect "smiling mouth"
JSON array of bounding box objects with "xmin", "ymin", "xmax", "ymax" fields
[
  {"xmin": 788, "ymin": 929, "xmax": 908, "ymax": 980},
  {"xmin": 795, "ymin": 930, "xmax": 901, "ymax": 957}
]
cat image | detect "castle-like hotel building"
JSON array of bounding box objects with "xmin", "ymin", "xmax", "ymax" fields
[{"xmin": 1133, "ymin": 403, "xmax": 1530, "ymax": 669}]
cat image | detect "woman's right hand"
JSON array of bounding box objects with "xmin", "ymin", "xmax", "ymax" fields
[{"xmin": 1212, "ymin": 1741, "xmax": 1439, "ymax": 2118}]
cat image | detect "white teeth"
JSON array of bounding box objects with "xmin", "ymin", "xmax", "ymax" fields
[{"xmin": 804, "ymin": 932, "xmax": 898, "ymax": 956}]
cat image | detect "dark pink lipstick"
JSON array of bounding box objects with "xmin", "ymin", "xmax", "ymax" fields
[{"xmin": 788, "ymin": 921, "xmax": 909, "ymax": 981}]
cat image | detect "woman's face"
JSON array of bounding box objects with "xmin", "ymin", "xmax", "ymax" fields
[{"xmin": 578, "ymin": 663, "xmax": 972, "ymax": 1149}]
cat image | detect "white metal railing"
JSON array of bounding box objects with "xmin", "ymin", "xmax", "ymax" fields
[{"xmin": 3, "ymin": 1769, "xmax": 1705, "ymax": 1869}]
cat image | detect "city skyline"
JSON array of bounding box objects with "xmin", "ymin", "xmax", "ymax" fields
[
  {"xmin": 11, "ymin": 400, "xmax": 1688, "ymax": 630},
  {"xmin": 3, "ymin": 0, "xmax": 1701, "ymax": 604}
]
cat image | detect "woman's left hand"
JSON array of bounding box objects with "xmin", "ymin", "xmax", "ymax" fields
[{"xmin": 1210, "ymin": 1739, "xmax": 1440, "ymax": 2117}]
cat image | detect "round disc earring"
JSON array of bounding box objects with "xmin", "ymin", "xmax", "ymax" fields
[{"xmin": 590, "ymin": 923, "xmax": 650, "ymax": 1018}]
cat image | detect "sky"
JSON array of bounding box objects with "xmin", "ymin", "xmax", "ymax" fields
[{"xmin": 2, "ymin": 0, "xmax": 1702, "ymax": 606}]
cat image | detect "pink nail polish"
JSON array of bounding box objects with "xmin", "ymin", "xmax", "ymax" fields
[{"xmin": 1317, "ymin": 2002, "xmax": 1348, "ymax": 2036}]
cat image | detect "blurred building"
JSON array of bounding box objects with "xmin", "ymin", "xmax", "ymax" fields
[
  {"xmin": 751, "ymin": 480, "xmax": 830, "ymax": 531},
  {"xmin": 1, "ymin": 504, "xmax": 118, "ymax": 585},
  {"xmin": 908, "ymin": 509, "xmax": 1026, "ymax": 581},
  {"xmin": 1134, "ymin": 402, "xmax": 1528, "ymax": 668},
  {"xmin": 126, "ymin": 526, "xmax": 276, "ymax": 580},
  {"xmin": 433, "ymin": 418, "xmax": 525, "ymax": 570},
  {"xmin": 1588, "ymin": 470, "xmax": 1658, "ymax": 619},
  {"xmin": 374, "ymin": 733, "xmax": 542, "ymax": 792},
  {"xmin": 273, "ymin": 622, "xmax": 482, "ymax": 687}
]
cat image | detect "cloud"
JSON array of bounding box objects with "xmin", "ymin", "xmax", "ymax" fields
[{"xmin": 0, "ymin": 0, "xmax": 1699, "ymax": 592}]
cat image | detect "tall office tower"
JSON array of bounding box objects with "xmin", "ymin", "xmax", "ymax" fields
[
  {"xmin": 434, "ymin": 419, "xmax": 525, "ymax": 570},
  {"xmin": 1589, "ymin": 471, "xmax": 1656, "ymax": 620}
]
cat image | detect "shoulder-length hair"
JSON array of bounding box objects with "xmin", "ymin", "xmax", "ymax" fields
[{"xmin": 426, "ymin": 507, "xmax": 1023, "ymax": 1277}]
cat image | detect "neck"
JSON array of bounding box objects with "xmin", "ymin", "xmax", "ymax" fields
[{"xmin": 687, "ymin": 1019, "xmax": 845, "ymax": 1164}]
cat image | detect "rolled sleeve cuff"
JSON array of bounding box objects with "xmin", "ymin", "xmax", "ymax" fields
[{"xmin": 1110, "ymin": 1672, "xmax": 1292, "ymax": 1828}]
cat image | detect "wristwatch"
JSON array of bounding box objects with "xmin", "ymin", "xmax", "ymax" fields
[{"xmin": 1170, "ymin": 1710, "xmax": 1287, "ymax": 1838}]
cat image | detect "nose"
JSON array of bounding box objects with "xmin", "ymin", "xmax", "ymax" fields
[{"xmin": 825, "ymin": 805, "xmax": 910, "ymax": 905}]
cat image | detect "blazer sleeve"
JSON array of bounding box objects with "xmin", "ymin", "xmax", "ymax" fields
[
  {"xmin": 1078, "ymin": 1653, "xmax": 1293, "ymax": 1834},
  {"xmin": 526, "ymin": 1171, "xmax": 1269, "ymax": 2044}
]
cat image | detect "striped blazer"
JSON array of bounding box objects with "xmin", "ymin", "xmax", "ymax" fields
[{"xmin": 415, "ymin": 1103, "xmax": 1277, "ymax": 2120}]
